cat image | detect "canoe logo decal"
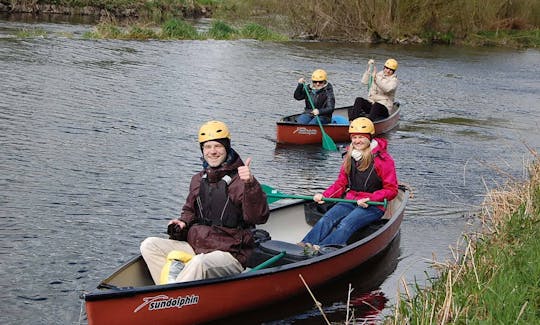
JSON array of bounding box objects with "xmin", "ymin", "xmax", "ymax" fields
[
  {"xmin": 293, "ymin": 127, "xmax": 317, "ymax": 136},
  {"xmin": 134, "ymin": 294, "xmax": 199, "ymax": 313}
]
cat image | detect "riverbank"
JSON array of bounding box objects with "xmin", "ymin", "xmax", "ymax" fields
[
  {"xmin": 2, "ymin": 0, "xmax": 539, "ymax": 47},
  {"xmin": 386, "ymin": 155, "xmax": 539, "ymax": 323}
]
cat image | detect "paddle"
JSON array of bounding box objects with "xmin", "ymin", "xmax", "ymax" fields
[
  {"xmin": 262, "ymin": 184, "xmax": 387, "ymax": 208},
  {"xmin": 367, "ymin": 61, "xmax": 374, "ymax": 93},
  {"xmin": 302, "ymin": 83, "xmax": 338, "ymax": 151},
  {"xmin": 248, "ymin": 251, "xmax": 286, "ymax": 272}
]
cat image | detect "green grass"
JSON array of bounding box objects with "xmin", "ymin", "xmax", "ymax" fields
[
  {"xmin": 206, "ymin": 20, "xmax": 238, "ymax": 39},
  {"xmin": 466, "ymin": 29, "xmax": 540, "ymax": 48},
  {"xmin": 240, "ymin": 23, "xmax": 288, "ymax": 41},
  {"xmin": 82, "ymin": 18, "xmax": 287, "ymax": 41},
  {"xmin": 16, "ymin": 28, "xmax": 48, "ymax": 38},
  {"xmin": 161, "ymin": 18, "xmax": 199, "ymax": 39},
  {"xmin": 387, "ymin": 158, "xmax": 540, "ymax": 324},
  {"xmin": 83, "ymin": 24, "xmax": 122, "ymax": 39}
]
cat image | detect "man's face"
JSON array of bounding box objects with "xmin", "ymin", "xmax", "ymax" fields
[{"xmin": 202, "ymin": 140, "xmax": 227, "ymax": 167}]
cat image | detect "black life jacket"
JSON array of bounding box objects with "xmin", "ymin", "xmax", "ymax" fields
[
  {"xmin": 347, "ymin": 154, "xmax": 383, "ymax": 193},
  {"xmin": 196, "ymin": 173, "xmax": 244, "ymax": 229}
]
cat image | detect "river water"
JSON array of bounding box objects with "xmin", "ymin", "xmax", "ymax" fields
[{"xmin": 1, "ymin": 17, "xmax": 539, "ymax": 324}]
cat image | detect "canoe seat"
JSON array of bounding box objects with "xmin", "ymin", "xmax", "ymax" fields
[
  {"xmin": 247, "ymin": 240, "xmax": 309, "ymax": 268},
  {"xmin": 331, "ymin": 115, "xmax": 349, "ymax": 125}
]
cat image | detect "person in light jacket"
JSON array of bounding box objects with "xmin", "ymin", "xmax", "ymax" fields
[{"xmin": 348, "ymin": 59, "xmax": 399, "ymax": 121}]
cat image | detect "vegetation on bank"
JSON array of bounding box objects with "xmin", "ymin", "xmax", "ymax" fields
[
  {"xmin": 81, "ymin": 19, "xmax": 287, "ymax": 40},
  {"xmin": 218, "ymin": 0, "xmax": 540, "ymax": 47},
  {"xmin": 387, "ymin": 155, "xmax": 540, "ymax": 324},
  {"xmin": 4, "ymin": 0, "xmax": 540, "ymax": 46}
]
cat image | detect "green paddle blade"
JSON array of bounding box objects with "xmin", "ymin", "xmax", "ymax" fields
[
  {"xmin": 262, "ymin": 184, "xmax": 284, "ymax": 204},
  {"xmin": 316, "ymin": 115, "xmax": 338, "ymax": 151}
]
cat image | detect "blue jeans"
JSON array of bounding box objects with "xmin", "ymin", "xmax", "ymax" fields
[
  {"xmin": 301, "ymin": 202, "xmax": 384, "ymax": 246},
  {"xmin": 297, "ymin": 114, "xmax": 331, "ymax": 125}
]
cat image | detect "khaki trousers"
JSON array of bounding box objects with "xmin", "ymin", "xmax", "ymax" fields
[{"xmin": 140, "ymin": 237, "xmax": 243, "ymax": 284}]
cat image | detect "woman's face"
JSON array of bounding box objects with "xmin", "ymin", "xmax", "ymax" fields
[
  {"xmin": 383, "ymin": 66, "xmax": 395, "ymax": 76},
  {"xmin": 311, "ymin": 80, "xmax": 326, "ymax": 90},
  {"xmin": 350, "ymin": 134, "xmax": 371, "ymax": 150}
]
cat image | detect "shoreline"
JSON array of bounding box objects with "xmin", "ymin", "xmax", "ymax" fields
[{"xmin": 2, "ymin": 1, "xmax": 538, "ymax": 47}]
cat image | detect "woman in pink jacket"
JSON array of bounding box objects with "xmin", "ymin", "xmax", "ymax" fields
[{"xmin": 299, "ymin": 117, "xmax": 398, "ymax": 248}]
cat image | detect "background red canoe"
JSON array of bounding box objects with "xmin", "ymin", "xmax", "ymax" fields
[{"xmin": 276, "ymin": 104, "xmax": 400, "ymax": 145}]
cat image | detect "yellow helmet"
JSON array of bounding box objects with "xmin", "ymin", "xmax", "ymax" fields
[
  {"xmin": 384, "ymin": 59, "xmax": 398, "ymax": 71},
  {"xmin": 198, "ymin": 120, "xmax": 231, "ymax": 143},
  {"xmin": 349, "ymin": 117, "xmax": 375, "ymax": 135},
  {"xmin": 311, "ymin": 69, "xmax": 327, "ymax": 81}
]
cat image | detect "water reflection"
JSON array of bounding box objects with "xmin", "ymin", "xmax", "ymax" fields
[{"xmin": 212, "ymin": 234, "xmax": 401, "ymax": 325}]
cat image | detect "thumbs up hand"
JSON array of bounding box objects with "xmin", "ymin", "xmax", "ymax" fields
[{"xmin": 238, "ymin": 157, "xmax": 254, "ymax": 183}]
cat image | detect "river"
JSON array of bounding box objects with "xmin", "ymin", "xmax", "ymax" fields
[{"xmin": 1, "ymin": 16, "xmax": 539, "ymax": 324}]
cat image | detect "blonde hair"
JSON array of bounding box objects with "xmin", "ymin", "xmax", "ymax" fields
[{"xmin": 343, "ymin": 143, "xmax": 373, "ymax": 174}]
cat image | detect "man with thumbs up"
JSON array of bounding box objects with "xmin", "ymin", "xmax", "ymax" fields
[{"xmin": 140, "ymin": 120, "xmax": 270, "ymax": 284}]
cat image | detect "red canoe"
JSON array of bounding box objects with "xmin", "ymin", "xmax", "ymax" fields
[
  {"xmin": 276, "ymin": 104, "xmax": 400, "ymax": 145},
  {"xmin": 84, "ymin": 186, "xmax": 409, "ymax": 325}
]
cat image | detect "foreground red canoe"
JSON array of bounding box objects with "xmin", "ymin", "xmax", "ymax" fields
[
  {"xmin": 276, "ymin": 104, "xmax": 400, "ymax": 145},
  {"xmin": 84, "ymin": 186, "xmax": 409, "ymax": 325}
]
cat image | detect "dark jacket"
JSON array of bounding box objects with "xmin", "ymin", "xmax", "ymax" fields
[
  {"xmin": 179, "ymin": 149, "xmax": 270, "ymax": 267},
  {"xmin": 294, "ymin": 82, "xmax": 335, "ymax": 119}
]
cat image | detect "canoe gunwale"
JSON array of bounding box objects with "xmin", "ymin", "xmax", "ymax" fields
[{"xmin": 276, "ymin": 105, "xmax": 400, "ymax": 144}]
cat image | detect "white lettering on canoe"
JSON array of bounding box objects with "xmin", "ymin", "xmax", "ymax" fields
[
  {"xmin": 293, "ymin": 127, "xmax": 317, "ymax": 135},
  {"xmin": 134, "ymin": 294, "xmax": 199, "ymax": 313}
]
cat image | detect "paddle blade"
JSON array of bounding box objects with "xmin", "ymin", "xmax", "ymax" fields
[
  {"xmin": 321, "ymin": 132, "xmax": 338, "ymax": 151},
  {"xmin": 261, "ymin": 184, "xmax": 284, "ymax": 204},
  {"xmin": 316, "ymin": 115, "xmax": 338, "ymax": 151}
]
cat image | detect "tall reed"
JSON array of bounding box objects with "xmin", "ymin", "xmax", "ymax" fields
[{"xmin": 387, "ymin": 155, "xmax": 539, "ymax": 324}]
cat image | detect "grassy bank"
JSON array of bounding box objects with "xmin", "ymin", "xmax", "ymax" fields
[
  {"xmin": 219, "ymin": 0, "xmax": 540, "ymax": 47},
  {"xmin": 82, "ymin": 18, "xmax": 287, "ymax": 40},
  {"xmin": 387, "ymin": 155, "xmax": 540, "ymax": 324},
  {"xmin": 4, "ymin": 0, "xmax": 540, "ymax": 46}
]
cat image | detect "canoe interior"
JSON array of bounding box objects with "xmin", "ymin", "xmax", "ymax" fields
[{"xmin": 95, "ymin": 187, "xmax": 408, "ymax": 290}]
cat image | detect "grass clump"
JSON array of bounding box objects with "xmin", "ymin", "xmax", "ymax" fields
[
  {"xmin": 81, "ymin": 17, "xmax": 287, "ymax": 41},
  {"xmin": 467, "ymin": 29, "xmax": 540, "ymax": 48},
  {"xmin": 16, "ymin": 28, "xmax": 48, "ymax": 38},
  {"xmin": 83, "ymin": 23, "xmax": 123, "ymax": 39},
  {"xmin": 388, "ymin": 156, "xmax": 540, "ymax": 324},
  {"xmin": 161, "ymin": 18, "xmax": 199, "ymax": 39},
  {"xmin": 126, "ymin": 26, "xmax": 159, "ymax": 40},
  {"xmin": 206, "ymin": 20, "xmax": 238, "ymax": 39},
  {"xmin": 240, "ymin": 23, "xmax": 288, "ymax": 41}
]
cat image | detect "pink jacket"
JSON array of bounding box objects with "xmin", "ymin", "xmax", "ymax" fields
[{"xmin": 322, "ymin": 138, "xmax": 398, "ymax": 210}]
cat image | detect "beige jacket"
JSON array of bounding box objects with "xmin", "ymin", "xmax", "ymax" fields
[{"xmin": 361, "ymin": 70, "xmax": 398, "ymax": 113}]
